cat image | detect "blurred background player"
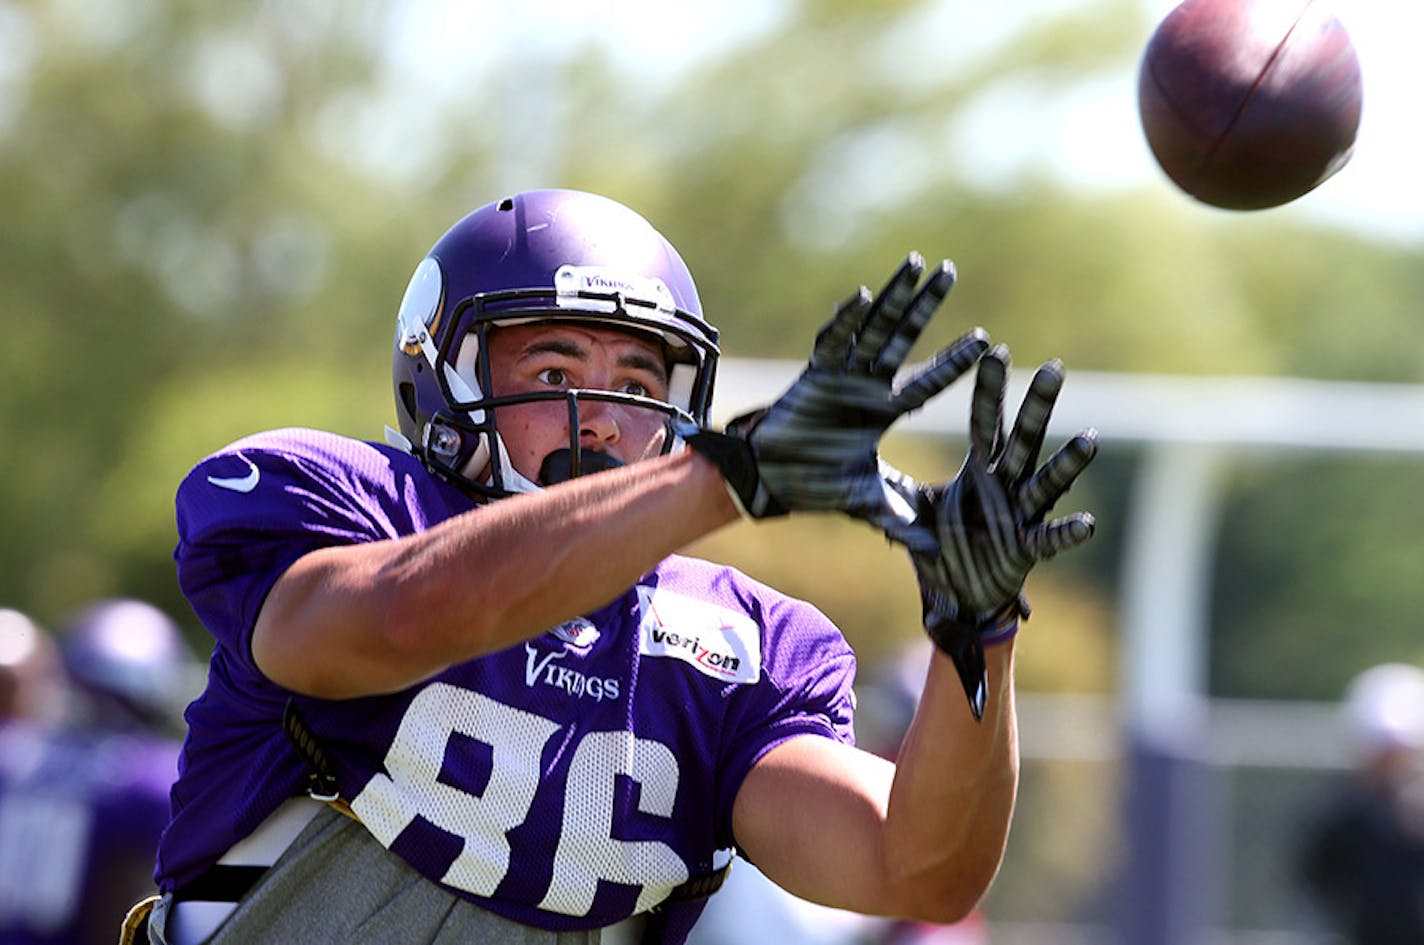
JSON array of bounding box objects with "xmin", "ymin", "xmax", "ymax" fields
[
  {"xmin": 59, "ymin": 598, "xmax": 201, "ymax": 739},
  {"xmin": 0, "ymin": 607, "xmax": 73, "ymax": 944},
  {"xmin": 0, "ymin": 600, "xmax": 198, "ymax": 945},
  {"xmin": 1298, "ymin": 662, "xmax": 1424, "ymax": 945},
  {"xmin": 0, "ymin": 607, "xmax": 65, "ymax": 724}
]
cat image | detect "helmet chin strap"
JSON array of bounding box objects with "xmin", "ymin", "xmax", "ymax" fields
[
  {"xmin": 461, "ymin": 432, "xmax": 543, "ymax": 496},
  {"xmin": 470, "ymin": 440, "xmax": 628, "ymax": 495},
  {"xmin": 384, "ymin": 426, "xmax": 414, "ymax": 452}
]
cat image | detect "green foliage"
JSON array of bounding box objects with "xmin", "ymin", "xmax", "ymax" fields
[
  {"xmin": 1212, "ymin": 454, "xmax": 1424, "ymax": 700},
  {"xmin": 1, "ymin": 0, "xmax": 1422, "ymax": 714}
]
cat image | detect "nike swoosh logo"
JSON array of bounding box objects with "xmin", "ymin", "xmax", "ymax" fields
[{"xmin": 206, "ymin": 454, "xmax": 260, "ymax": 493}]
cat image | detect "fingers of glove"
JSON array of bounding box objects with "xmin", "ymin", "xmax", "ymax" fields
[
  {"xmin": 870, "ymin": 259, "xmax": 956, "ymax": 377},
  {"xmin": 965, "ymin": 460, "xmax": 1032, "ymax": 605},
  {"xmin": 999, "ymin": 359, "xmax": 1064, "ymax": 487},
  {"xmin": 810, "ymin": 288, "xmax": 874, "ymax": 371},
  {"xmin": 1023, "ymin": 512, "xmax": 1097, "ymax": 560},
  {"xmin": 934, "ymin": 471, "xmax": 1023, "ymax": 611},
  {"xmin": 849, "ymin": 253, "xmax": 925, "ymax": 375},
  {"xmin": 934, "ymin": 488, "xmax": 988, "ymax": 603},
  {"xmin": 1017, "ymin": 429, "xmax": 1099, "ymax": 523},
  {"xmin": 891, "ymin": 327, "xmax": 989, "ymax": 414},
  {"xmin": 968, "ymin": 346, "xmax": 1010, "ymax": 460}
]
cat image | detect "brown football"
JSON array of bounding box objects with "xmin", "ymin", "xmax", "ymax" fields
[{"xmin": 1137, "ymin": 0, "xmax": 1363, "ymax": 210}]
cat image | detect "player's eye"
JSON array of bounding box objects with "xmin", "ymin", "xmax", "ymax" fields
[
  {"xmin": 537, "ymin": 367, "xmax": 570, "ymax": 388},
  {"xmin": 620, "ymin": 380, "xmax": 650, "ymax": 397}
]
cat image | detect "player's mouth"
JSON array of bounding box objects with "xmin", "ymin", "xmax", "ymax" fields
[{"xmin": 538, "ymin": 448, "xmax": 625, "ymax": 486}]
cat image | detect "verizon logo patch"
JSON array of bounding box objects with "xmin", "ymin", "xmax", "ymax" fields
[{"xmin": 636, "ymin": 586, "xmax": 761, "ymax": 685}]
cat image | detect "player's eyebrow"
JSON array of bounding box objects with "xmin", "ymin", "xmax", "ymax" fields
[
  {"xmin": 519, "ymin": 338, "xmax": 587, "ymax": 362},
  {"xmin": 520, "ymin": 338, "xmax": 668, "ymax": 383},
  {"xmin": 617, "ymin": 350, "xmax": 668, "ymax": 383}
]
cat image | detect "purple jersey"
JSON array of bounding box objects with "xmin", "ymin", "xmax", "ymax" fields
[
  {"xmin": 157, "ymin": 428, "xmax": 857, "ymax": 930},
  {"xmin": 0, "ymin": 720, "xmax": 178, "ymax": 945}
]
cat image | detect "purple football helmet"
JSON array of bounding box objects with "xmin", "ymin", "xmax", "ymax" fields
[
  {"xmin": 389, "ymin": 189, "xmax": 720, "ymax": 497},
  {"xmin": 58, "ymin": 598, "xmax": 198, "ymax": 731}
]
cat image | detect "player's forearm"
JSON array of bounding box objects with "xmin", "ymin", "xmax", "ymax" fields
[
  {"xmin": 880, "ymin": 644, "xmax": 1019, "ymax": 921},
  {"xmin": 397, "ymin": 448, "xmax": 739, "ymax": 656},
  {"xmin": 256, "ymin": 449, "xmax": 738, "ymax": 697}
]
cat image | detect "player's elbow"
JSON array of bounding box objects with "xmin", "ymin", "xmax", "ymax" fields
[
  {"xmin": 886, "ymin": 850, "xmax": 1001, "ymax": 925},
  {"xmin": 898, "ymin": 875, "xmax": 993, "ymax": 926},
  {"xmin": 909, "ymin": 883, "xmax": 990, "ymax": 926}
]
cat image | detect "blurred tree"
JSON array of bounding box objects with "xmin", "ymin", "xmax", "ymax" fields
[
  {"xmin": 1212, "ymin": 454, "xmax": 1424, "ymax": 700},
  {"xmin": 0, "ymin": 0, "xmax": 438, "ymax": 619}
]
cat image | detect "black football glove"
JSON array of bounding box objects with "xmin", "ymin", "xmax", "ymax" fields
[
  {"xmin": 884, "ymin": 345, "xmax": 1098, "ymax": 719},
  {"xmin": 679, "ymin": 253, "xmax": 988, "ymax": 532}
]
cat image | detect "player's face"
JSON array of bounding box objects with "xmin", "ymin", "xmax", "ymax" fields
[{"xmin": 484, "ymin": 322, "xmax": 672, "ymax": 486}]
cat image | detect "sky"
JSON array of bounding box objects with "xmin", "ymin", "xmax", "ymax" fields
[{"xmin": 391, "ymin": 0, "xmax": 1423, "ymax": 246}]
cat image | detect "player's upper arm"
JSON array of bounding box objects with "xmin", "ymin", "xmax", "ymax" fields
[
  {"xmin": 732, "ymin": 731, "xmax": 997, "ymax": 924},
  {"xmin": 250, "ymin": 539, "xmax": 419, "ymax": 698},
  {"xmin": 731, "ymin": 734, "xmax": 898, "ymax": 915}
]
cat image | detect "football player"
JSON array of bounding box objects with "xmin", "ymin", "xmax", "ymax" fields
[
  {"xmin": 140, "ymin": 189, "xmax": 1096, "ymax": 945},
  {"xmin": 1, "ymin": 602, "xmax": 190, "ymax": 945},
  {"xmin": 1298, "ymin": 664, "xmax": 1424, "ymax": 944},
  {"xmin": 0, "ymin": 608, "xmax": 64, "ymax": 724}
]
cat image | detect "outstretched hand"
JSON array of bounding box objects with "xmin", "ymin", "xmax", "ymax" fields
[
  {"xmin": 680, "ymin": 253, "xmax": 988, "ymax": 530},
  {"xmin": 885, "ymin": 345, "xmax": 1098, "ymax": 718}
]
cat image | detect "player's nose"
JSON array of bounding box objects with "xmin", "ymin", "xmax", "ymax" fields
[{"xmin": 577, "ymin": 398, "xmax": 620, "ymax": 446}]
